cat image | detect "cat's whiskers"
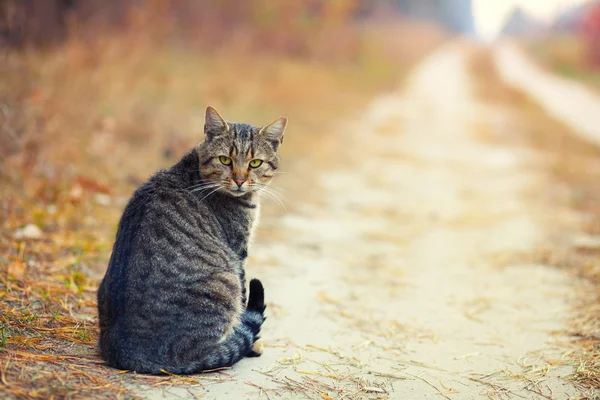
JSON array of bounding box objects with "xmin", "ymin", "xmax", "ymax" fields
[
  {"xmin": 188, "ymin": 181, "xmax": 217, "ymax": 189},
  {"xmin": 198, "ymin": 185, "xmax": 224, "ymax": 202},
  {"xmin": 263, "ymin": 191, "xmax": 287, "ymax": 211},
  {"xmin": 187, "ymin": 181, "xmax": 217, "ymax": 191},
  {"xmin": 189, "ymin": 182, "xmax": 221, "ymax": 193},
  {"xmin": 253, "ymin": 183, "xmax": 287, "ymax": 211},
  {"xmin": 265, "ymin": 185, "xmax": 286, "ymax": 194}
]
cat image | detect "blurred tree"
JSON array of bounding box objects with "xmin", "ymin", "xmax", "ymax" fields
[
  {"xmin": 500, "ymin": 7, "xmax": 544, "ymax": 37},
  {"xmin": 1, "ymin": 0, "xmax": 75, "ymax": 46},
  {"xmin": 382, "ymin": 0, "xmax": 473, "ymax": 33},
  {"xmin": 0, "ymin": 0, "xmax": 465, "ymax": 64},
  {"xmin": 583, "ymin": 2, "xmax": 600, "ymax": 68},
  {"xmin": 0, "ymin": 0, "xmax": 132, "ymax": 47}
]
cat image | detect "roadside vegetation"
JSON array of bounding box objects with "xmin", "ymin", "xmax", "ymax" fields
[{"xmin": 526, "ymin": 34, "xmax": 600, "ymax": 90}]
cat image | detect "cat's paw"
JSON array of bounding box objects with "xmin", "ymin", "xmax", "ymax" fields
[{"xmin": 246, "ymin": 340, "xmax": 264, "ymax": 357}]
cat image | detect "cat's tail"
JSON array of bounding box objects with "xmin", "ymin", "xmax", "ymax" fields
[{"xmin": 169, "ymin": 279, "xmax": 266, "ymax": 375}]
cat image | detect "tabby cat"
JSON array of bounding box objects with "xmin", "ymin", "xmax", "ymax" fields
[{"xmin": 97, "ymin": 106, "xmax": 287, "ymax": 374}]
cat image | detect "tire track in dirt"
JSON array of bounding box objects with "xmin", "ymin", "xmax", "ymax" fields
[{"xmin": 144, "ymin": 43, "xmax": 583, "ymax": 399}]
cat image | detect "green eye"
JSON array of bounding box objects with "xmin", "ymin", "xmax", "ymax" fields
[
  {"xmin": 249, "ymin": 159, "xmax": 263, "ymax": 168},
  {"xmin": 219, "ymin": 156, "xmax": 232, "ymax": 166}
]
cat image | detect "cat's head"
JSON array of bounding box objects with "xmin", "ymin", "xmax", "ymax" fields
[{"xmin": 196, "ymin": 106, "xmax": 287, "ymax": 197}]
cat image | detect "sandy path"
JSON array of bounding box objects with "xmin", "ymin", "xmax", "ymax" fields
[
  {"xmin": 145, "ymin": 44, "xmax": 581, "ymax": 399},
  {"xmin": 495, "ymin": 42, "xmax": 600, "ymax": 146}
]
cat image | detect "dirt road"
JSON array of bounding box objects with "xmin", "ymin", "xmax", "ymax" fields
[
  {"xmin": 145, "ymin": 44, "xmax": 583, "ymax": 399},
  {"xmin": 495, "ymin": 42, "xmax": 600, "ymax": 146}
]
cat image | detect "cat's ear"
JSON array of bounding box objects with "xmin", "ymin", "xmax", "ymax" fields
[
  {"xmin": 259, "ymin": 116, "xmax": 287, "ymax": 146},
  {"xmin": 204, "ymin": 106, "xmax": 229, "ymax": 139}
]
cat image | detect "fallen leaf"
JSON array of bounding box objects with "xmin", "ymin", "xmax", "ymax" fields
[
  {"xmin": 75, "ymin": 176, "xmax": 112, "ymax": 194},
  {"xmin": 7, "ymin": 260, "xmax": 26, "ymax": 279}
]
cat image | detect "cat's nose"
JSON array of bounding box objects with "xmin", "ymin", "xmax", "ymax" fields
[{"xmin": 234, "ymin": 179, "xmax": 245, "ymax": 187}]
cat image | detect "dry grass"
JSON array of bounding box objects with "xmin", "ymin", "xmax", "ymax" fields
[
  {"xmin": 0, "ymin": 19, "xmax": 445, "ymax": 399},
  {"xmin": 470, "ymin": 46, "xmax": 600, "ymax": 397},
  {"xmin": 242, "ymin": 342, "xmax": 419, "ymax": 400}
]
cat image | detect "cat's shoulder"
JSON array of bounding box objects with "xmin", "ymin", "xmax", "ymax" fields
[{"xmin": 122, "ymin": 151, "xmax": 201, "ymax": 214}]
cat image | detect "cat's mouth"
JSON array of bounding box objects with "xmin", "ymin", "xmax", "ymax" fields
[
  {"xmin": 226, "ymin": 179, "xmax": 260, "ymax": 197},
  {"xmin": 226, "ymin": 186, "xmax": 253, "ymax": 197}
]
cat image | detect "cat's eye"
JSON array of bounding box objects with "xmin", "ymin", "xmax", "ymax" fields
[
  {"xmin": 249, "ymin": 159, "xmax": 263, "ymax": 168},
  {"xmin": 219, "ymin": 156, "xmax": 232, "ymax": 166}
]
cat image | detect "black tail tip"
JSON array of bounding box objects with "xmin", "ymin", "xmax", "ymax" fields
[{"xmin": 247, "ymin": 278, "xmax": 265, "ymax": 313}]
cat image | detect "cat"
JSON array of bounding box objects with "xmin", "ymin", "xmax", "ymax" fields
[{"xmin": 97, "ymin": 106, "xmax": 287, "ymax": 374}]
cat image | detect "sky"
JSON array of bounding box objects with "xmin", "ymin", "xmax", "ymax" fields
[{"xmin": 472, "ymin": 0, "xmax": 591, "ymax": 39}]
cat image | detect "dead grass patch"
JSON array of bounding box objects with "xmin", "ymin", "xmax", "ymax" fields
[{"xmin": 243, "ymin": 342, "xmax": 419, "ymax": 400}]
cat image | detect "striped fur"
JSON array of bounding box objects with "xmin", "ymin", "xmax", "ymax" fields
[{"xmin": 97, "ymin": 107, "xmax": 286, "ymax": 374}]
